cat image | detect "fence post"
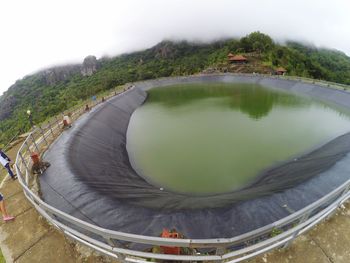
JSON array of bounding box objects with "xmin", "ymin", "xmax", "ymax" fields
[
  {"xmin": 15, "ymin": 163, "xmax": 24, "ymax": 179},
  {"xmin": 340, "ymin": 184, "xmax": 350, "ymax": 197},
  {"xmin": 38, "ymin": 125, "xmax": 49, "ymax": 146},
  {"xmin": 115, "ymin": 253, "xmax": 127, "ymax": 263},
  {"xmin": 215, "ymin": 246, "xmax": 226, "ymax": 256},
  {"xmin": 283, "ymin": 212, "xmax": 311, "ymax": 249},
  {"xmin": 55, "ymin": 116, "xmax": 60, "ymax": 128},
  {"xmin": 24, "ymin": 141, "xmax": 32, "ymax": 154},
  {"xmin": 18, "ymin": 152, "xmax": 30, "ymax": 174},
  {"xmin": 30, "ymin": 133, "xmax": 40, "ymax": 153},
  {"xmin": 16, "ymin": 162, "xmax": 31, "ymax": 187},
  {"xmin": 48, "ymin": 120, "xmax": 54, "ymax": 138},
  {"xmin": 333, "ymin": 184, "xmax": 350, "ymax": 211},
  {"xmin": 325, "ymin": 184, "xmax": 350, "ymax": 221},
  {"xmin": 105, "ymin": 237, "xmax": 128, "ymax": 250},
  {"xmin": 106, "ymin": 238, "xmax": 118, "ymax": 248}
]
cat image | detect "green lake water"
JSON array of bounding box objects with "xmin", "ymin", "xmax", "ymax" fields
[{"xmin": 127, "ymin": 83, "xmax": 350, "ymax": 194}]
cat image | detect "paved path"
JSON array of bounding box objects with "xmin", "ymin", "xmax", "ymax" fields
[
  {"xmin": 0, "ymin": 146, "xmax": 349, "ymax": 262},
  {"xmin": 248, "ymin": 201, "xmax": 350, "ymax": 263}
]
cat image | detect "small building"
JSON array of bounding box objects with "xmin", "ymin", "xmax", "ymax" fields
[
  {"xmin": 275, "ymin": 67, "xmax": 287, "ymax": 75},
  {"xmin": 228, "ymin": 54, "xmax": 248, "ymax": 64},
  {"xmin": 227, "ymin": 53, "xmax": 235, "ymax": 60}
]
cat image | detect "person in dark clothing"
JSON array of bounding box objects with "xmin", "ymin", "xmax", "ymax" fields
[{"xmin": 0, "ymin": 149, "xmax": 17, "ymax": 180}]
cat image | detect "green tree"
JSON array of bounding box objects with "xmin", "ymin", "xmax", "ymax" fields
[{"xmin": 240, "ymin": 31, "xmax": 274, "ymax": 53}]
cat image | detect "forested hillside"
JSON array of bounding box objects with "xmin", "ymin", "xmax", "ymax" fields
[{"xmin": 1, "ymin": 32, "xmax": 350, "ymax": 145}]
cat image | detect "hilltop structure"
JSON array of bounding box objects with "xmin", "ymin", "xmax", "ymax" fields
[
  {"xmin": 228, "ymin": 54, "xmax": 248, "ymax": 64},
  {"xmin": 275, "ymin": 67, "xmax": 287, "ymax": 75}
]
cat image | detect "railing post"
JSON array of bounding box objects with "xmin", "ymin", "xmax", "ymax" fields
[
  {"xmin": 283, "ymin": 212, "xmax": 311, "ymax": 249},
  {"xmin": 105, "ymin": 237, "xmax": 128, "ymax": 250},
  {"xmin": 16, "ymin": 162, "xmax": 31, "ymax": 187},
  {"xmin": 54, "ymin": 116, "xmax": 60, "ymax": 128},
  {"xmin": 39, "ymin": 125, "xmax": 49, "ymax": 146},
  {"xmin": 19, "ymin": 152, "xmax": 30, "ymax": 174},
  {"xmin": 324, "ymin": 183, "xmax": 350, "ymax": 222},
  {"xmin": 24, "ymin": 141, "xmax": 32, "ymax": 154},
  {"xmin": 333, "ymin": 184, "xmax": 350, "ymax": 212},
  {"xmin": 115, "ymin": 253, "xmax": 127, "ymax": 263},
  {"xmin": 30, "ymin": 133, "xmax": 40, "ymax": 153},
  {"xmin": 16, "ymin": 163, "xmax": 24, "ymax": 179},
  {"xmin": 340, "ymin": 184, "xmax": 350, "ymax": 197},
  {"xmin": 48, "ymin": 120, "xmax": 54, "ymax": 138},
  {"xmin": 106, "ymin": 238, "xmax": 117, "ymax": 247},
  {"xmin": 215, "ymin": 246, "xmax": 226, "ymax": 256}
]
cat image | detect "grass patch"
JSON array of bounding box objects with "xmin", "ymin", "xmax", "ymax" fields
[{"xmin": 0, "ymin": 249, "xmax": 5, "ymax": 263}]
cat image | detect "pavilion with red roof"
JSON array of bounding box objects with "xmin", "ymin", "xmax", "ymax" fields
[
  {"xmin": 275, "ymin": 67, "xmax": 287, "ymax": 75},
  {"xmin": 227, "ymin": 54, "xmax": 248, "ymax": 64}
]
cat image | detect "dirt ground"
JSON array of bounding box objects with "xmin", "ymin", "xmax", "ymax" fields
[{"xmin": 0, "ymin": 142, "xmax": 23, "ymax": 183}]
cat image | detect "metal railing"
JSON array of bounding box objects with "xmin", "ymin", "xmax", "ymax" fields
[
  {"xmin": 14, "ymin": 77, "xmax": 350, "ymax": 262},
  {"xmin": 280, "ymin": 75, "xmax": 350, "ymax": 91},
  {"xmin": 194, "ymin": 72, "xmax": 350, "ymax": 91}
]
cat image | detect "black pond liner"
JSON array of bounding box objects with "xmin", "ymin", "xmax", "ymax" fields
[{"xmin": 40, "ymin": 75, "xmax": 350, "ymax": 242}]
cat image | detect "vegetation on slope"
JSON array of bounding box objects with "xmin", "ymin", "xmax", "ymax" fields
[
  {"xmin": 0, "ymin": 31, "xmax": 350, "ymax": 145},
  {"xmin": 0, "ymin": 249, "xmax": 4, "ymax": 263}
]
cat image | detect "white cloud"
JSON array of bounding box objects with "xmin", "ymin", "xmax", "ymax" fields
[{"xmin": 0, "ymin": 0, "xmax": 349, "ymax": 94}]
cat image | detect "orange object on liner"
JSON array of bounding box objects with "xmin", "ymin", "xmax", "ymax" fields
[
  {"xmin": 160, "ymin": 229, "xmax": 181, "ymax": 255},
  {"xmin": 30, "ymin": 152, "xmax": 40, "ymax": 164}
]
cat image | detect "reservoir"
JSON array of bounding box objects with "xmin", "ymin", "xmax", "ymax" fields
[{"xmin": 127, "ymin": 83, "xmax": 350, "ymax": 194}]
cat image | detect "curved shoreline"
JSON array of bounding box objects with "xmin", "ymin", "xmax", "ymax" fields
[{"xmin": 40, "ymin": 74, "xmax": 350, "ymax": 239}]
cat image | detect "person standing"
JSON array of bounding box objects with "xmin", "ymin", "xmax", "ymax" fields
[
  {"xmin": 27, "ymin": 110, "xmax": 34, "ymax": 127},
  {"xmin": 0, "ymin": 193, "xmax": 15, "ymax": 221},
  {"xmin": 0, "ymin": 149, "xmax": 17, "ymax": 180}
]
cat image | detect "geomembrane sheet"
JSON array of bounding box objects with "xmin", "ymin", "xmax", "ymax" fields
[{"xmin": 41, "ymin": 75, "xmax": 350, "ymax": 239}]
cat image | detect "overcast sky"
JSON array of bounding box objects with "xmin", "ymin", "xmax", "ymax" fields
[{"xmin": 1, "ymin": 0, "xmax": 349, "ymax": 95}]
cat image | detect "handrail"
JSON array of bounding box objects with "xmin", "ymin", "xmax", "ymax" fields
[{"xmin": 15, "ymin": 75, "xmax": 350, "ymax": 262}]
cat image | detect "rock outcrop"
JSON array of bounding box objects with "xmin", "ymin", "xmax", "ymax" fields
[
  {"xmin": 0, "ymin": 55, "xmax": 101, "ymax": 121},
  {"xmin": 81, "ymin": 55, "xmax": 99, "ymax": 76},
  {"xmin": 153, "ymin": 41, "xmax": 177, "ymax": 59},
  {"xmin": 39, "ymin": 65, "xmax": 81, "ymax": 86},
  {"xmin": 30, "ymin": 55, "xmax": 100, "ymax": 86}
]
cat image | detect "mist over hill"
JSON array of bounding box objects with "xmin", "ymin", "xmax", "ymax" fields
[{"xmin": 1, "ymin": 32, "xmax": 350, "ymax": 145}]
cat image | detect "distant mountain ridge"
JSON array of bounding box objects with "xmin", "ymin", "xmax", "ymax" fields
[{"xmin": 0, "ymin": 31, "xmax": 350, "ymax": 145}]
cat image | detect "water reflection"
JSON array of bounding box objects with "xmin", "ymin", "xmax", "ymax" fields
[
  {"xmin": 128, "ymin": 83, "xmax": 350, "ymax": 194},
  {"xmin": 147, "ymin": 83, "xmax": 307, "ymax": 119}
]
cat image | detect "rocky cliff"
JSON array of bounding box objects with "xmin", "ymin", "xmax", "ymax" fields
[
  {"xmin": 0, "ymin": 55, "xmax": 100, "ymax": 121},
  {"xmin": 81, "ymin": 55, "xmax": 100, "ymax": 76}
]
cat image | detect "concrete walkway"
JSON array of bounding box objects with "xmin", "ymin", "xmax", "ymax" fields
[
  {"xmin": 248, "ymin": 201, "xmax": 350, "ymax": 263},
  {"xmin": 0, "ymin": 146, "xmax": 349, "ymax": 262}
]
